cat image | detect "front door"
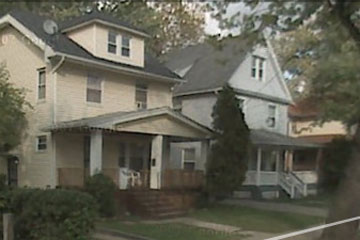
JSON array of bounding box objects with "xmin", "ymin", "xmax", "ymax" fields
[{"xmin": 7, "ymin": 156, "xmax": 18, "ymax": 186}]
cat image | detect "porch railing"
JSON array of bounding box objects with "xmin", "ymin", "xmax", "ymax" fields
[
  {"xmin": 243, "ymin": 170, "xmax": 279, "ymax": 186},
  {"xmin": 58, "ymin": 168, "xmax": 119, "ymax": 187},
  {"xmin": 161, "ymin": 169, "xmax": 205, "ymax": 190}
]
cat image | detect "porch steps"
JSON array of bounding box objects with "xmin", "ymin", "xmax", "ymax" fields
[{"xmin": 127, "ymin": 190, "xmax": 190, "ymax": 218}]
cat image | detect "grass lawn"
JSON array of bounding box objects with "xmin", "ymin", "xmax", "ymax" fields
[
  {"xmin": 188, "ymin": 205, "xmax": 325, "ymax": 233},
  {"xmin": 98, "ymin": 221, "xmax": 246, "ymax": 240},
  {"xmin": 263, "ymin": 194, "xmax": 333, "ymax": 209}
]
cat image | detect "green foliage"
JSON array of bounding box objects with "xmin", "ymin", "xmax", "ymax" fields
[
  {"xmin": 0, "ymin": 64, "xmax": 29, "ymax": 153},
  {"xmin": 206, "ymin": 84, "xmax": 251, "ymax": 197},
  {"xmin": 85, "ymin": 173, "xmax": 117, "ymax": 217},
  {"xmin": 9, "ymin": 188, "xmax": 97, "ymax": 240},
  {"xmin": 320, "ymin": 138, "xmax": 352, "ymax": 192}
]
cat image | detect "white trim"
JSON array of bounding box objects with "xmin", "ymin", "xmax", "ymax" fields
[
  {"xmin": 36, "ymin": 135, "xmax": 47, "ymax": 152},
  {"xmin": 61, "ymin": 19, "xmax": 150, "ymax": 38}
]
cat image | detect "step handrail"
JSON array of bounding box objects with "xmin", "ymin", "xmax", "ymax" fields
[{"xmin": 290, "ymin": 172, "xmax": 308, "ymax": 197}]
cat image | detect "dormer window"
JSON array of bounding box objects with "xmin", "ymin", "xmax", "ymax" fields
[
  {"xmin": 251, "ymin": 56, "xmax": 265, "ymax": 81},
  {"xmin": 108, "ymin": 31, "xmax": 117, "ymax": 54},
  {"xmin": 121, "ymin": 36, "xmax": 130, "ymax": 57}
]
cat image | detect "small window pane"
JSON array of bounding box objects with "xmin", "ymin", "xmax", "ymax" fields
[
  {"xmin": 87, "ymin": 75, "xmax": 102, "ymax": 103},
  {"xmin": 121, "ymin": 36, "xmax": 130, "ymax": 57},
  {"xmin": 122, "ymin": 36, "xmax": 130, "ymax": 47},
  {"xmin": 37, "ymin": 136, "xmax": 47, "ymax": 151},
  {"xmin": 184, "ymin": 162, "xmax": 195, "ymax": 171},
  {"xmin": 108, "ymin": 44, "xmax": 116, "ymax": 54},
  {"xmin": 121, "ymin": 48, "xmax": 130, "ymax": 57},
  {"xmin": 184, "ymin": 148, "xmax": 195, "ymax": 161},
  {"xmin": 38, "ymin": 69, "xmax": 46, "ymax": 99},
  {"xmin": 108, "ymin": 31, "xmax": 117, "ymax": 54}
]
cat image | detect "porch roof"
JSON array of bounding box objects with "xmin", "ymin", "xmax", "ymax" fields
[
  {"xmin": 251, "ymin": 129, "xmax": 322, "ymax": 149},
  {"xmin": 46, "ymin": 107, "xmax": 212, "ymax": 139}
]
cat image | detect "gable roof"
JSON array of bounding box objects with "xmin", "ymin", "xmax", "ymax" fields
[
  {"xmin": 60, "ymin": 11, "xmax": 149, "ymax": 38},
  {"xmin": 165, "ymin": 38, "xmax": 248, "ymax": 95},
  {"xmin": 47, "ymin": 107, "xmax": 212, "ymax": 138},
  {"xmin": 1, "ymin": 10, "xmax": 180, "ymax": 81}
]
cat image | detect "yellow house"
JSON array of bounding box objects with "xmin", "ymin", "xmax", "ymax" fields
[{"xmin": 0, "ymin": 10, "xmax": 211, "ymax": 190}]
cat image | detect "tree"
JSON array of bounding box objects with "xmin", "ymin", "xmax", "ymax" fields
[
  {"xmin": 206, "ymin": 84, "xmax": 251, "ymax": 197},
  {"xmin": 209, "ymin": 1, "xmax": 360, "ymax": 239},
  {"xmin": 0, "ymin": 1, "xmax": 205, "ymax": 56},
  {"xmin": 0, "ymin": 64, "xmax": 28, "ymax": 154}
]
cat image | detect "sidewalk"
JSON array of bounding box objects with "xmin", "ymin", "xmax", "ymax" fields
[{"xmin": 221, "ymin": 199, "xmax": 328, "ymax": 217}]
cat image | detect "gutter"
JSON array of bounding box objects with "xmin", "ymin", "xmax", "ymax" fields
[{"xmin": 52, "ymin": 52, "xmax": 183, "ymax": 84}]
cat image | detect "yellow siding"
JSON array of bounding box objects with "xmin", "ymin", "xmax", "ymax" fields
[
  {"xmin": 116, "ymin": 115, "xmax": 206, "ymax": 138},
  {"xmin": 290, "ymin": 120, "xmax": 346, "ymax": 137},
  {"xmin": 67, "ymin": 24, "xmax": 95, "ymax": 54},
  {"xmin": 56, "ymin": 62, "xmax": 173, "ymax": 122},
  {"xmin": 0, "ymin": 26, "xmax": 55, "ymax": 187}
]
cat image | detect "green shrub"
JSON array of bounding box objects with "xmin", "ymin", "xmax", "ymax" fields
[
  {"xmin": 84, "ymin": 173, "xmax": 117, "ymax": 217},
  {"xmin": 320, "ymin": 137, "xmax": 352, "ymax": 192},
  {"xmin": 10, "ymin": 188, "xmax": 97, "ymax": 240}
]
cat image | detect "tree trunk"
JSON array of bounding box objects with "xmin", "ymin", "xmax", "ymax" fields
[{"xmin": 321, "ymin": 123, "xmax": 360, "ymax": 240}]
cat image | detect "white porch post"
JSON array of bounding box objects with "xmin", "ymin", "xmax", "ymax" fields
[
  {"xmin": 256, "ymin": 147, "xmax": 262, "ymax": 186},
  {"xmin": 200, "ymin": 140, "xmax": 210, "ymax": 172},
  {"xmin": 90, "ymin": 130, "xmax": 103, "ymax": 176},
  {"xmin": 288, "ymin": 150, "xmax": 294, "ymax": 172},
  {"xmin": 150, "ymin": 135, "xmax": 163, "ymax": 189}
]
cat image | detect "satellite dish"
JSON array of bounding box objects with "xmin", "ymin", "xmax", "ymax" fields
[{"xmin": 43, "ymin": 20, "xmax": 58, "ymax": 35}]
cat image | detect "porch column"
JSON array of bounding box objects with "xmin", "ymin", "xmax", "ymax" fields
[
  {"xmin": 150, "ymin": 135, "xmax": 163, "ymax": 189},
  {"xmin": 256, "ymin": 147, "xmax": 262, "ymax": 186},
  {"xmin": 315, "ymin": 148, "xmax": 323, "ymax": 172},
  {"xmin": 287, "ymin": 150, "xmax": 294, "ymax": 172},
  {"xmin": 90, "ymin": 130, "xmax": 103, "ymax": 176},
  {"xmin": 200, "ymin": 139, "xmax": 210, "ymax": 172}
]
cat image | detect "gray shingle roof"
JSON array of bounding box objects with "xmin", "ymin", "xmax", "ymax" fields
[
  {"xmin": 165, "ymin": 38, "xmax": 249, "ymax": 95},
  {"xmin": 60, "ymin": 11, "xmax": 147, "ymax": 35},
  {"xmin": 251, "ymin": 129, "xmax": 322, "ymax": 149},
  {"xmin": 6, "ymin": 10, "xmax": 180, "ymax": 80}
]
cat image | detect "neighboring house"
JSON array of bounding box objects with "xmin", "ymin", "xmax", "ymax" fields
[
  {"xmin": 166, "ymin": 38, "xmax": 320, "ymax": 198},
  {"xmin": 288, "ymin": 99, "xmax": 348, "ymax": 187},
  {"xmin": 0, "ymin": 10, "xmax": 212, "ymax": 190}
]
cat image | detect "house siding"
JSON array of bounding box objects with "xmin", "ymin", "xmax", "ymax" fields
[{"xmin": 0, "ymin": 26, "xmax": 55, "ymax": 187}]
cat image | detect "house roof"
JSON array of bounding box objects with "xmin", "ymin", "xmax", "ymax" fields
[
  {"xmin": 47, "ymin": 107, "xmax": 213, "ymax": 137},
  {"xmin": 60, "ymin": 11, "xmax": 148, "ymax": 37},
  {"xmin": 288, "ymin": 98, "xmax": 319, "ymax": 119},
  {"xmin": 165, "ymin": 38, "xmax": 249, "ymax": 95},
  {"xmin": 2, "ymin": 10, "xmax": 180, "ymax": 81},
  {"xmin": 251, "ymin": 129, "xmax": 322, "ymax": 149}
]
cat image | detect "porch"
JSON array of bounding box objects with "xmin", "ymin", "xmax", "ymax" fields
[
  {"xmin": 50, "ymin": 108, "xmax": 211, "ymax": 190},
  {"xmin": 242, "ymin": 130, "xmax": 322, "ymax": 198}
]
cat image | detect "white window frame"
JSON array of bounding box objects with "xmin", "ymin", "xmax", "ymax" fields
[
  {"xmin": 37, "ymin": 68, "xmax": 46, "ymax": 101},
  {"xmin": 36, "ymin": 135, "xmax": 47, "ymax": 152},
  {"xmin": 181, "ymin": 148, "xmax": 196, "ymax": 171},
  {"xmin": 86, "ymin": 74, "xmax": 103, "ymax": 104},
  {"xmin": 121, "ymin": 35, "xmax": 131, "ymax": 57},
  {"xmin": 107, "ymin": 31, "xmax": 117, "ymax": 54},
  {"xmin": 135, "ymin": 83, "xmax": 147, "ymax": 110},
  {"xmin": 267, "ymin": 104, "xmax": 277, "ymax": 129},
  {"xmin": 251, "ymin": 55, "xmax": 266, "ymax": 81}
]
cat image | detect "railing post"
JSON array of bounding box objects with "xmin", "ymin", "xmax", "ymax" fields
[{"xmin": 3, "ymin": 213, "xmax": 14, "ymax": 240}]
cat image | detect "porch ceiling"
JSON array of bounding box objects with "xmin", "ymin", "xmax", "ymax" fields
[
  {"xmin": 251, "ymin": 129, "xmax": 323, "ymax": 149},
  {"xmin": 46, "ymin": 107, "xmax": 212, "ymax": 139}
]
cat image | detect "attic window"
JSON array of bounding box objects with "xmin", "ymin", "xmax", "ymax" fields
[
  {"xmin": 251, "ymin": 56, "xmax": 265, "ymax": 81},
  {"xmin": 121, "ymin": 36, "xmax": 130, "ymax": 57},
  {"xmin": 108, "ymin": 31, "xmax": 117, "ymax": 54}
]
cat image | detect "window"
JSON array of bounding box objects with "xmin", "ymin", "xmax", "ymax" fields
[
  {"xmin": 251, "ymin": 56, "xmax": 265, "ymax": 81},
  {"xmin": 267, "ymin": 105, "xmax": 276, "ymax": 128},
  {"xmin": 121, "ymin": 36, "xmax": 130, "ymax": 57},
  {"xmin": 135, "ymin": 83, "xmax": 147, "ymax": 109},
  {"xmin": 107, "ymin": 31, "xmax": 117, "ymax": 54},
  {"xmin": 260, "ymin": 150, "xmax": 277, "ymax": 172},
  {"xmin": 87, "ymin": 74, "xmax": 102, "ymax": 103},
  {"xmin": 183, "ymin": 148, "xmax": 196, "ymax": 170},
  {"xmin": 36, "ymin": 135, "xmax": 47, "ymax": 151},
  {"xmin": 38, "ymin": 68, "xmax": 46, "ymax": 100}
]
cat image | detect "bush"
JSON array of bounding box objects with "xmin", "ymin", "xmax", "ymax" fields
[
  {"xmin": 319, "ymin": 137, "xmax": 352, "ymax": 192},
  {"xmin": 84, "ymin": 173, "xmax": 117, "ymax": 217},
  {"xmin": 9, "ymin": 188, "xmax": 97, "ymax": 240}
]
